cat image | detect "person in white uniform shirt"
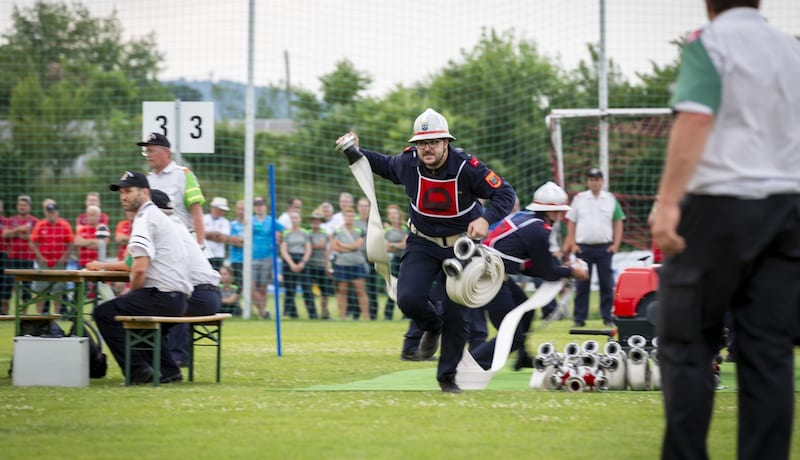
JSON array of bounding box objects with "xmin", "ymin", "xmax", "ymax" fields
[
  {"xmin": 649, "ymin": 1, "xmax": 800, "ymax": 458},
  {"xmin": 151, "ymin": 190, "xmax": 222, "ymax": 373},
  {"xmin": 93, "ymin": 170, "xmax": 192, "ymax": 385},
  {"xmin": 562, "ymin": 167, "xmax": 625, "ymax": 328},
  {"xmin": 139, "ymin": 132, "xmax": 207, "ymax": 247},
  {"xmin": 203, "ymin": 196, "xmax": 231, "ymax": 270}
]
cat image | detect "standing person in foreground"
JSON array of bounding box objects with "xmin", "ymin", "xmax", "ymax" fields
[
  {"xmin": 93, "ymin": 171, "xmax": 191, "ymax": 384},
  {"xmin": 649, "ymin": 2, "xmax": 800, "ymax": 459},
  {"xmin": 335, "ymin": 108, "xmax": 515, "ymax": 393},
  {"xmin": 140, "ymin": 132, "xmax": 207, "ymax": 247},
  {"xmin": 562, "ymin": 167, "xmax": 625, "ymax": 328}
]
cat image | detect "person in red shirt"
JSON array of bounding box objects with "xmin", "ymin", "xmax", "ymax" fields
[
  {"xmin": 1, "ymin": 195, "xmax": 38, "ymax": 311},
  {"xmin": 74, "ymin": 192, "xmax": 110, "ymax": 228},
  {"xmin": 74, "ymin": 205, "xmax": 102, "ymax": 268},
  {"xmin": 114, "ymin": 210, "xmax": 135, "ymax": 261},
  {"xmin": 29, "ymin": 199, "xmax": 74, "ymax": 313},
  {"xmin": 0, "ymin": 199, "xmax": 9, "ymax": 314}
]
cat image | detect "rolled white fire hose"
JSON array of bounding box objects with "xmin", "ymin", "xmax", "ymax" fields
[{"xmin": 443, "ymin": 239, "xmax": 505, "ymax": 308}]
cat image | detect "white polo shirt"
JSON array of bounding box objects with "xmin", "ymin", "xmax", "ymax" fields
[
  {"xmin": 565, "ymin": 190, "xmax": 625, "ymax": 245},
  {"xmin": 202, "ymin": 213, "xmax": 230, "ymax": 259},
  {"xmin": 170, "ymin": 215, "xmax": 221, "ymax": 287},
  {"xmin": 128, "ymin": 201, "xmax": 192, "ymax": 295},
  {"xmin": 147, "ymin": 161, "xmax": 207, "ymax": 231},
  {"xmin": 672, "ymin": 8, "xmax": 800, "ymax": 198}
]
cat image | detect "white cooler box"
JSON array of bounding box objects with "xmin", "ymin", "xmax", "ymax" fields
[{"xmin": 13, "ymin": 336, "xmax": 89, "ymax": 387}]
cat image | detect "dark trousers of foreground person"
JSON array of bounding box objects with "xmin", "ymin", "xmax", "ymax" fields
[{"xmin": 658, "ymin": 195, "xmax": 800, "ymax": 460}]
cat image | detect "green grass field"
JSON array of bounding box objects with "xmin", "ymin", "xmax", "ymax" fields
[{"xmin": 1, "ymin": 311, "xmax": 797, "ymax": 459}]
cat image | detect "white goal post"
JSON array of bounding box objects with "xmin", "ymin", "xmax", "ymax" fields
[{"xmin": 545, "ymin": 108, "xmax": 672, "ymax": 189}]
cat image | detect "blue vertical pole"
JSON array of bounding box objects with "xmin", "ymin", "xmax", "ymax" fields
[{"xmin": 269, "ymin": 164, "xmax": 282, "ymax": 356}]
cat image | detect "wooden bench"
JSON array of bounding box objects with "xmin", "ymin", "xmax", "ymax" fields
[
  {"xmin": 113, "ymin": 313, "xmax": 232, "ymax": 386},
  {"xmin": 0, "ymin": 314, "xmax": 63, "ymax": 321}
]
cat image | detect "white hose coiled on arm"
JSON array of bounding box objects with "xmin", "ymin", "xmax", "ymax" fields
[{"xmin": 443, "ymin": 238, "xmax": 505, "ymax": 308}]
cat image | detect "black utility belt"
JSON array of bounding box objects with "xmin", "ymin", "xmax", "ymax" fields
[{"xmin": 194, "ymin": 284, "xmax": 220, "ymax": 291}]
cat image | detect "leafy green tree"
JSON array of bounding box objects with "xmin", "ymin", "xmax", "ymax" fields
[
  {"xmin": 0, "ymin": 1, "xmax": 167, "ymax": 195},
  {"xmin": 319, "ymin": 59, "xmax": 372, "ymax": 107},
  {"xmin": 428, "ymin": 29, "xmax": 575, "ymax": 196}
]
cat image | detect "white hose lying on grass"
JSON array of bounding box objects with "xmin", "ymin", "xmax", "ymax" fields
[{"xmin": 455, "ymin": 280, "xmax": 564, "ymax": 390}]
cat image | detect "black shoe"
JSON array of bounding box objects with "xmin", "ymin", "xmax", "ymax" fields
[
  {"xmin": 401, "ymin": 351, "xmax": 436, "ymax": 362},
  {"xmin": 439, "ymin": 380, "xmax": 463, "ymax": 394},
  {"xmin": 417, "ymin": 329, "xmax": 441, "ymax": 360},
  {"xmin": 160, "ymin": 372, "xmax": 183, "ymax": 384},
  {"xmin": 129, "ymin": 368, "xmax": 154, "ymax": 385},
  {"xmin": 572, "ymin": 320, "xmax": 586, "ymax": 328},
  {"xmin": 513, "ymin": 353, "xmax": 534, "ymax": 371},
  {"xmin": 603, "ymin": 319, "xmax": 615, "ymax": 327}
]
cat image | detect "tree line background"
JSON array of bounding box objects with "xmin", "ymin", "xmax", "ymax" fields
[{"xmin": 0, "ymin": 1, "xmax": 714, "ymax": 249}]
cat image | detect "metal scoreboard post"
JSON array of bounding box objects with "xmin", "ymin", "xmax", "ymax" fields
[{"xmin": 142, "ymin": 101, "xmax": 215, "ymax": 155}]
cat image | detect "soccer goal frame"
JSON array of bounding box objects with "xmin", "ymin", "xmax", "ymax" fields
[{"xmin": 545, "ymin": 108, "xmax": 672, "ymax": 189}]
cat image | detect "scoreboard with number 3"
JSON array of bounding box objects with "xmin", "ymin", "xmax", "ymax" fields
[{"xmin": 142, "ymin": 101, "xmax": 215, "ymax": 154}]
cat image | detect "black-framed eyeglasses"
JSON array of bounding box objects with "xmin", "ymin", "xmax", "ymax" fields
[{"xmin": 415, "ymin": 139, "xmax": 443, "ymax": 149}]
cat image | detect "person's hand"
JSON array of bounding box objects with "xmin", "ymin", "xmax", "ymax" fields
[
  {"xmin": 608, "ymin": 244, "xmax": 619, "ymax": 254},
  {"xmin": 650, "ymin": 202, "xmax": 685, "ymax": 256},
  {"xmin": 335, "ymin": 132, "xmax": 363, "ymax": 164},
  {"xmin": 336, "ymin": 132, "xmax": 359, "ymax": 149},
  {"xmin": 467, "ymin": 217, "xmax": 489, "ymax": 240},
  {"xmin": 85, "ymin": 260, "xmax": 104, "ymax": 271}
]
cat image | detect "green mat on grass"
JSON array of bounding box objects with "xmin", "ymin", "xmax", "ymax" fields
[{"xmin": 299, "ymin": 363, "xmax": 747, "ymax": 392}]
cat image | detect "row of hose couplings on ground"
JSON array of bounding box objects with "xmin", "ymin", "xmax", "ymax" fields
[{"xmin": 529, "ymin": 335, "xmax": 658, "ymax": 392}]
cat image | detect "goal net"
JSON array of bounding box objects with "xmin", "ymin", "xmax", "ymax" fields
[{"xmin": 547, "ymin": 108, "xmax": 673, "ymax": 250}]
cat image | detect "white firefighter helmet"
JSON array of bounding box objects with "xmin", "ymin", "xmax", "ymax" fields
[
  {"xmin": 408, "ymin": 108, "xmax": 456, "ymax": 143},
  {"xmin": 526, "ymin": 181, "xmax": 571, "ymax": 212}
]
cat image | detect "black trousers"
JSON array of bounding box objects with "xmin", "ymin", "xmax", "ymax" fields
[
  {"xmin": 397, "ymin": 235, "xmax": 467, "ymax": 383},
  {"xmin": 658, "ymin": 194, "xmax": 800, "ymax": 460},
  {"xmin": 94, "ymin": 287, "xmax": 187, "ymax": 378}
]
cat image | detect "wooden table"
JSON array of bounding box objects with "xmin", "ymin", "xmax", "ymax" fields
[{"xmin": 4, "ymin": 269, "xmax": 130, "ymax": 336}]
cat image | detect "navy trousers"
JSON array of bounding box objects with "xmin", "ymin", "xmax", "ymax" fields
[
  {"xmin": 167, "ymin": 287, "xmax": 221, "ymax": 363},
  {"xmin": 573, "ymin": 243, "xmax": 614, "ymax": 322},
  {"xmin": 396, "ymin": 235, "xmax": 468, "ymax": 383}
]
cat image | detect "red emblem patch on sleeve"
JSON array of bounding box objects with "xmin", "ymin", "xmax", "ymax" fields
[
  {"xmin": 469, "ymin": 156, "xmax": 480, "ymax": 167},
  {"xmin": 485, "ymin": 171, "xmax": 501, "ymax": 188}
]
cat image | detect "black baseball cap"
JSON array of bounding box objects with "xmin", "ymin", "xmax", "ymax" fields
[
  {"xmin": 110, "ymin": 170, "xmax": 150, "ymax": 191},
  {"xmin": 587, "ymin": 167, "xmax": 603, "ymax": 178},
  {"xmin": 150, "ymin": 189, "xmax": 174, "ymax": 210},
  {"xmin": 137, "ymin": 132, "xmax": 171, "ymax": 148}
]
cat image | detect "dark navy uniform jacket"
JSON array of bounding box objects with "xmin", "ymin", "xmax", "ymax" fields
[
  {"xmin": 483, "ymin": 210, "xmax": 571, "ymax": 280},
  {"xmin": 359, "ymin": 145, "xmax": 516, "ymax": 236}
]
